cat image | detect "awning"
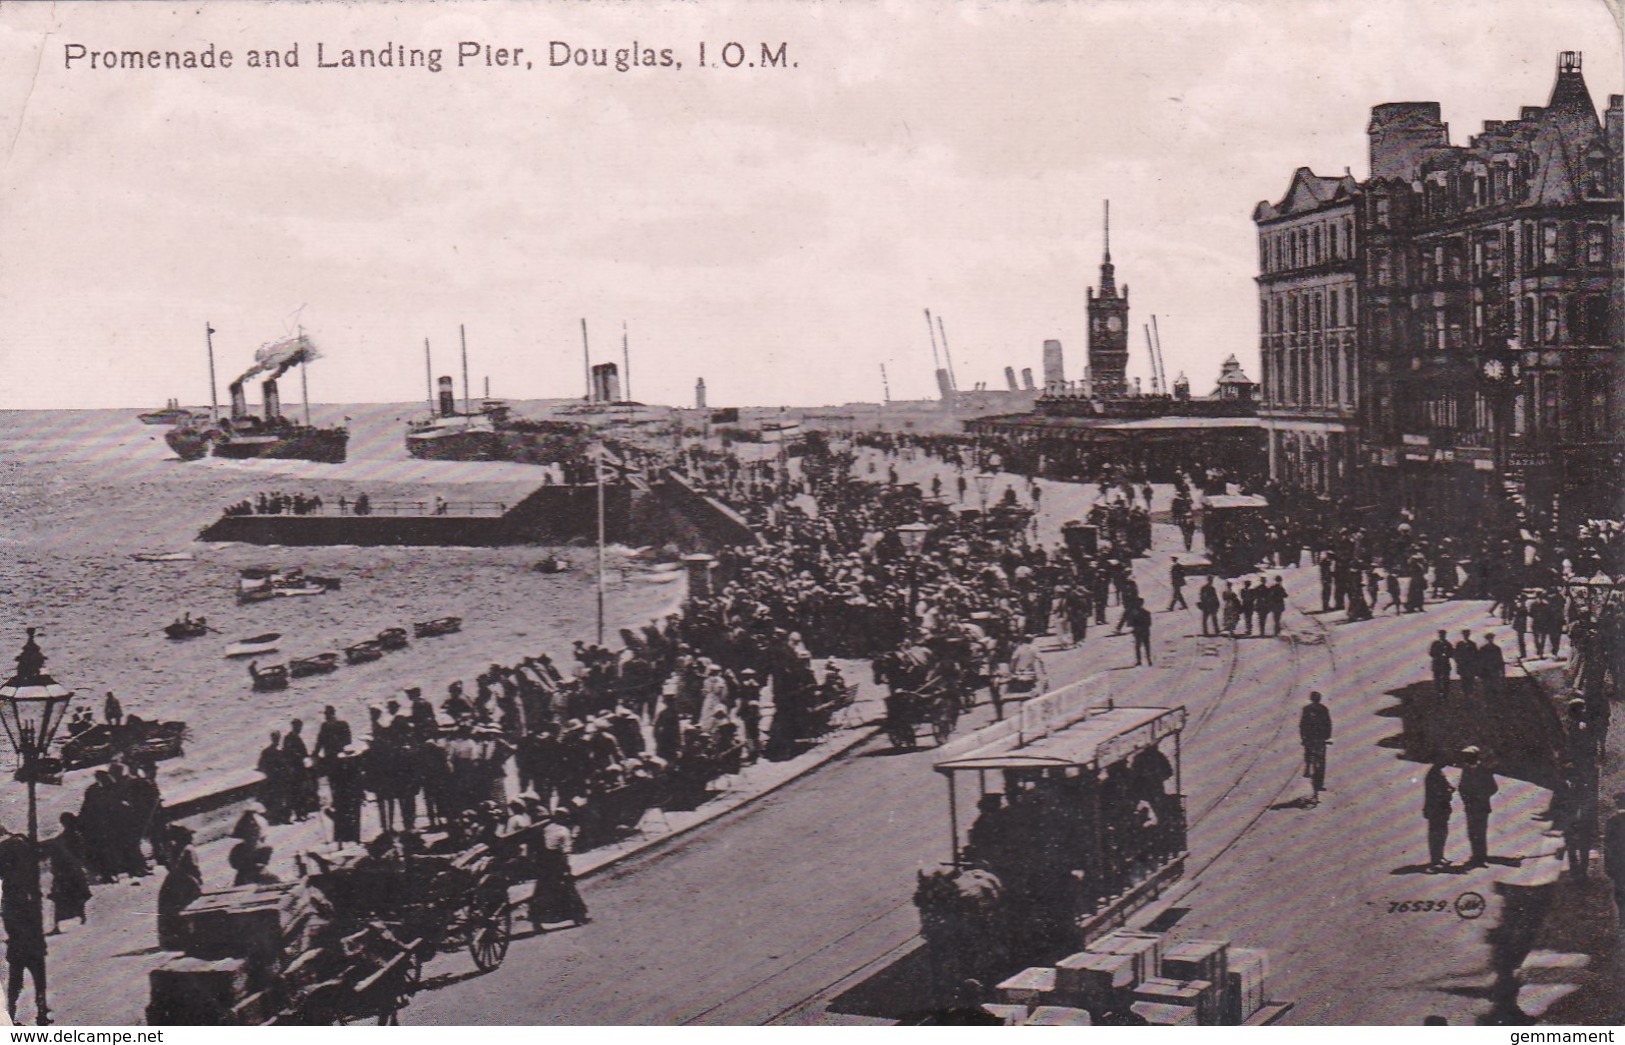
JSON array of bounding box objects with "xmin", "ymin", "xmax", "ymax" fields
[{"xmin": 934, "ymin": 706, "xmax": 1185, "ymax": 773}]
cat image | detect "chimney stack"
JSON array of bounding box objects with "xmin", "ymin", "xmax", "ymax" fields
[
  {"xmin": 438, "ymin": 376, "xmax": 456, "ymax": 417},
  {"xmin": 1004, "ymin": 366, "xmax": 1019, "ymax": 391},
  {"xmin": 262, "ymin": 379, "xmax": 281, "ymax": 420},
  {"xmin": 1042, "ymin": 339, "xmax": 1065, "ymax": 390},
  {"xmin": 1021, "ymin": 368, "xmax": 1035, "ymax": 390},
  {"xmin": 695, "ymin": 378, "xmax": 707, "ymax": 410},
  {"xmin": 230, "ymin": 381, "xmax": 248, "ymax": 420}
]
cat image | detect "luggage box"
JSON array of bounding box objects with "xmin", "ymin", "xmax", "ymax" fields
[
  {"xmin": 1161, "ymin": 937, "xmax": 1229, "ymax": 987},
  {"xmin": 1131, "ymin": 1000, "xmax": 1198, "ymax": 1026},
  {"xmin": 996, "ymin": 966, "xmax": 1057, "ymax": 1007},
  {"xmin": 1134, "ymin": 976, "xmax": 1217, "ymax": 1026},
  {"xmin": 1025, "ymin": 1005, "xmax": 1093, "ymax": 1026},
  {"xmin": 147, "ymin": 956, "xmax": 248, "ymax": 1026},
  {"xmin": 1055, "ymin": 949, "xmax": 1136, "ymax": 1011},
  {"xmin": 980, "ymin": 1003, "xmax": 1028, "ymax": 1026},
  {"xmin": 1225, "ymin": 946, "xmax": 1269, "ymax": 1024},
  {"xmin": 1087, "ymin": 928, "xmax": 1163, "ymax": 984}
]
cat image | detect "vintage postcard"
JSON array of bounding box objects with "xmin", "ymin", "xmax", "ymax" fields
[{"xmin": 0, "ymin": 0, "xmax": 1620, "ymax": 1029}]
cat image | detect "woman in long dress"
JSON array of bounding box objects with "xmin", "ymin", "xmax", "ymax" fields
[
  {"xmin": 1220, "ymin": 584, "xmax": 1241, "ymax": 637},
  {"xmin": 1050, "ymin": 585, "xmax": 1074, "ymax": 648},
  {"xmin": 46, "ymin": 814, "xmax": 92, "ymax": 933}
]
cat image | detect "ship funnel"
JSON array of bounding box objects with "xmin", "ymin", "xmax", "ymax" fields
[
  {"xmin": 1021, "ymin": 368, "xmax": 1036, "ymax": 390},
  {"xmin": 262, "ymin": 379, "xmax": 281, "ymax": 420},
  {"xmin": 229, "ymin": 381, "xmax": 248, "ymax": 420},
  {"xmin": 1004, "ymin": 367, "xmax": 1019, "ymax": 391},
  {"xmin": 438, "ymin": 376, "xmax": 456, "ymax": 417}
]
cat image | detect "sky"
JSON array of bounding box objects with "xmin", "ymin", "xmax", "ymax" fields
[{"xmin": 0, "ymin": 0, "xmax": 1619, "ymax": 411}]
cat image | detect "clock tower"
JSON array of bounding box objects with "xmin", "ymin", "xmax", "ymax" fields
[{"xmin": 1087, "ymin": 200, "xmax": 1130, "ymax": 397}]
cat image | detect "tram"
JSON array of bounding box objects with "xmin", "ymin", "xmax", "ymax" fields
[{"xmin": 915, "ymin": 702, "xmax": 1188, "ymax": 998}]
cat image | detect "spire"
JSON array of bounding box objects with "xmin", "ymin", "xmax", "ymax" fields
[{"xmin": 1098, "ymin": 199, "xmax": 1117, "ymax": 297}]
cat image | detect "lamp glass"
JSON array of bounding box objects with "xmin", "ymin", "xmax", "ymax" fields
[{"xmin": 896, "ymin": 522, "xmax": 931, "ymax": 555}]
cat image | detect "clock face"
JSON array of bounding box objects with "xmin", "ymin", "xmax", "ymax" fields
[
  {"xmin": 1106, "ymin": 316, "xmax": 1123, "ymax": 333},
  {"xmin": 1483, "ymin": 359, "xmax": 1505, "ymax": 381}
]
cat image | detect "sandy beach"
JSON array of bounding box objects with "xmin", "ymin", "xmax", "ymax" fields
[{"xmin": 0, "ymin": 404, "xmax": 685, "ymax": 828}]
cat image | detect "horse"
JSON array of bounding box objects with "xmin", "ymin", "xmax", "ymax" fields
[{"xmin": 914, "ymin": 867, "xmax": 1009, "ymax": 1004}]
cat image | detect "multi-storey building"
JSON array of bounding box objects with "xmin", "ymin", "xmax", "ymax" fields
[
  {"xmin": 1253, "ymin": 169, "xmax": 1363, "ymax": 495},
  {"xmin": 1256, "ymin": 52, "xmax": 1622, "ymax": 525}
]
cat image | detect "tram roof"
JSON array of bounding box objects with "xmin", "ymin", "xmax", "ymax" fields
[{"xmin": 933, "ymin": 706, "xmax": 1184, "ymax": 773}]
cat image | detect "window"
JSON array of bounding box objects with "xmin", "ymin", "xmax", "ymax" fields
[
  {"xmin": 1542, "ymin": 297, "xmax": 1560, "ymax": 342},
  {"xmin": 1521, "ymin": 297, "xmax": 1536, "ymax": 342},
  {"xmin": 1586, "ymin": 225, "xmax": 1607, "ymax": 265},
  {"xmin": 1522, "ymin": 222, "xmax": 1536, "ymax": 270},
  {"xmin": 1260, "ymin": 301, "xmax": 1270, "ymax": 334},
  {"xmin": 1312, "ymin": 298, "xmax": 1322, "ymax": 331},
  {"xmin": 1375, "ymin": 198, "xmax": 1390, "ymax": 227},
  {"xmin": 1345, "ymin": 287, "xmax": 1355, "ymax": 324},
  {"xmin": 1329, "ymin": 291, "xmax": 1340, "ymax": 327},
  {"xmin": 1330, "ymin": 224, "xmax": 1339, "ymax": 258},
  {"xmin": 1375, "ymin": 250, "xmax": 1392, "ymax": 286},
  {"xmin": 1541, "ymin": 223, "xmax": 1559, "ymax": 266},
  {"xmin": 1492, "ymin": 166, "xmax": 1507, "ymax": 202}
]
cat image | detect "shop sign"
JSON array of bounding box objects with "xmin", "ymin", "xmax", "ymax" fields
[{"xmin": 1402, "ymin": 434, "xmax": 1431, "ymax": 446}]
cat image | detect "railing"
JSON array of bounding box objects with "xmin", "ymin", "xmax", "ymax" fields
[{"xmin": 232, "ymin": 500, "xmax": 511, "ymax": 518}]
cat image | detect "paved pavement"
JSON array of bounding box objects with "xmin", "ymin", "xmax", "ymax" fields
[{"xmin": 23, "ymin": 452, "xmax": 1622, "ymax": 1025}]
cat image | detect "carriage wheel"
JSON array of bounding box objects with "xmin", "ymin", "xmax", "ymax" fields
[
  {"xmin": 469, "ymin": 902, "xmax": 512, "ymax": 971},
  {"xmin": 933, "ymin": 712, "xmax": 955, "ymax": 745},
  {"xmin": 888, "ymin": 723, "xmax": 915, "ymax": 751}
]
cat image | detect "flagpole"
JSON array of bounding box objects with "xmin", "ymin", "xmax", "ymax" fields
[
  {"xmin": 596, "ymin": 443, "xmax": 606, "ymax": 645},
  {"xmin": 204, "ymin": 322, "xmax": 220, "ymax": 422}
]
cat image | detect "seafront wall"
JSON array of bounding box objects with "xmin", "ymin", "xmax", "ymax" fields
[
  {"xmin": 197, "ymin": 484, "xmax": 637, "ymax": 546},
  {"xmin": 197, "ymin": 477, "xmax": 754, "ymax": 550}
]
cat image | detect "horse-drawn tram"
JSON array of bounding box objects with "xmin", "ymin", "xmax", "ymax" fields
[{"xmin": 913, "ymin": 703, "xmax": 1287, "ymax": 1025}]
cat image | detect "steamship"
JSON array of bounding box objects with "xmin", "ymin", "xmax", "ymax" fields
[
  {"xmin": 406, "ymin": 377, "xmax": 593, "ymax": 463},
  {"xmin": 165, "ymin": 335, "xmax": 349, "ymax": 464},
  {"xmin": 138, "ymin": 399, "xmax": 206, "ymax": 426}
]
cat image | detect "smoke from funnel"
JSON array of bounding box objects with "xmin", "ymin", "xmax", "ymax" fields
[{"xmin": 232, "ymin": 334, "xmax": 321, "ymax": 387}]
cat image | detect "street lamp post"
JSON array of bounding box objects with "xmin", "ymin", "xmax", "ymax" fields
[
  {"xmin": 0, "ymin": 629, "xmax": 73, "ymax": 1026},
  {"xmin": 974, "ymin": 473, "xmax": 995, "ymax": 515},
  {"xmin": 895, "ymin": 522, "xmax": 932, "ymax": 637}
]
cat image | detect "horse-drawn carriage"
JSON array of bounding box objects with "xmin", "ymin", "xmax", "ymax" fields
[
  {"xmin": 915, "ymin": 704, "xmax": 1188, "ymax": 1000},
  {"xmin": 874, "ymin": 632, "xmax": 992, "ymax": 751},
  {"xmin": 150, "ymin": 839, "xmax": 516, "ymax": 1026}
]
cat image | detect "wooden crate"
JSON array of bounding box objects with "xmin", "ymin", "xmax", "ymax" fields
[
  {"xmin": 1225, "ymin": 946, "xmax": 1269, "ymax": 1024},
  {"xmin": 1131, "ymin": 1000, "xmax": 1198, "ymax": 1026},
  {"xmin": 1086, "ymin": 928, "xmax": 1163, "ymax": 985},
  {"xmin": 979, "ymin": 1003, "xmax": 1028, "ymax": 1026},
  {"xmin": 1134, "ymin": 976, "xmax": 1218, "ymax": 1026},
  {"xmin": 995, "ymin": 966, "xmax": 1057, "ymax": 1007},
  {"xmin": 1025, "ymin": 1005, "xmax": 1093, "ymax": 1026},
  {"xmin": 1055, "ymin": 949, "xmax": 1136, "ymax": 1011},
  {"xmin": 147, "ymin": 956, "xmax": 249, "ymax": 1026},
  {"xmin": 1161, "ymin": 937, "xmax": 1229, "ymax": 988}
]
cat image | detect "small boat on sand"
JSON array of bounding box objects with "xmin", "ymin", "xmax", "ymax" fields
[
  {"xmin": 377, "ymin": 627, "xmax": 410, "ymax": 651},
  {"xmin": 249, "ymin": 662, "xmax": 289, "ymax": 691},
  {"xmin": 345, "ymin": 640, "xmax": 385, "ymax": 665},
  {"xmin": 225, "ymin": 633, "xmax": 282, "ymax": 658},
  {"xmin": 413, "ymin": 617, "xmax": 462, "ymax": 639},
  {"xmin": 290, "ymin": 653, "xmax": 340, "ymax": 678},
  {"xmin": 164, "ymin": 617, "xmax": 210, "ymax": 641},
  {"xmin": 134, "ymin": 552, "xmax": 195, "ymax": 563}
]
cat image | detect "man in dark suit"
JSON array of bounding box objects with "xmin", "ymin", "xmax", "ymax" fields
[
  {"xmin": 1478, "ymin": 634, "xmax": 1507, "ymax": 699},
  {"xmin": 1299, "ymin": 692, "xmax": 1333, "ymax": 804},
  {"xmin": 1429, "ymin": 630, "xmax": 1454, "ymax": 700},
  {"xmin": 1454, "ymin": 629, "xmax": 1480, "ymax": 701},
  {"xmin": 1197, "ymin": 578, "xmax": 1220, "ymax": 637}
]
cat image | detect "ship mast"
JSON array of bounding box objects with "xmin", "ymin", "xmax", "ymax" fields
[
  {"xmin": 580, "ymin": 318, "xmax": 591, "ymax": 403},
  {"xmin": 205, "ymin": 321, "xmax": 219, "ymax": 422},
  {"xmin": 424, "ymin": 338, "xmax": 434, "ymax": 415},
  {"xmin": 299, "ymin": 326, "xmax": 311, "ymax": 426},
  {"xmin": 460, "ymin": 324, "xmax": 471, "ymax": 416},
  {"xmin": 622, "ymin": 322, "xmax": 632, "ymax": 403}
]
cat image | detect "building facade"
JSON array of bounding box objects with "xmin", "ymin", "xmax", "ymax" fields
[
  {"xmin": 1257, "ymin": 52, "xmax": 1622, "ymax": 525},
  {"xmin": 1253, "ymin": 169, "xmax": 1364, "ymax": 496}
]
